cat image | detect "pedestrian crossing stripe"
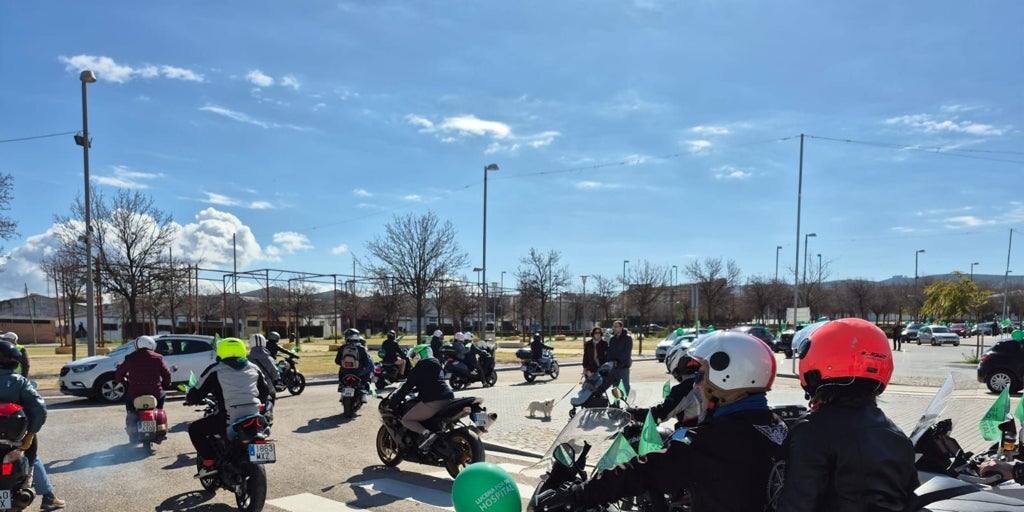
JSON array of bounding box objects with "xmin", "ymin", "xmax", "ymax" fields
[{"xmin": 267, "ymin": 492, "xmax": 363, "ymax": 511}]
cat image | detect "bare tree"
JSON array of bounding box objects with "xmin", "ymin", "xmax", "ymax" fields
[
  {"xmin": 0, "ymin": 174, "xmax": 15, "ymax": 257},
  {"xmin": 449, "ymin": 281, "xmax": 477, "ymax": 332},
  {"xmin": 839, "ymin": 279, "xmax": 876, "ymax": 319},
  {"xmin": 742, "ymin": 275, "xmax": 775, "ymax": 324},
  {"xmin": 515, "ymin": 248, "xmax": 571, "ymax": 331},
  {"xmin": 369, "ymin": 272, "xmax": 404, "ymax": 330},
  {"xmin": 364, "ymin": 212, "xmax": 468, "ymax": 337},
  {"xmin": 623, "ymin": 260, "xmax": 670, "ymax": 334},
  {"xmin": 289, "ymin": 283, "xmax": 324, "ymax": 338},
  {"xmin": 684, "ymin": 257, "xmax": 742, "ymax": 324},
  {"xmin": 590, "ymin": 275, "xmax": 617, "ymax": 325}
]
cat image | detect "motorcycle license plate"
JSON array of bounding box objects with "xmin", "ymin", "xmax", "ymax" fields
[
  {"xmin": 0, "ymin": 489, "xmax": 10, "ymax": 509},
  {"xmin": 248, "ymin": 443, "xmax": 276, "ymax": 464},
  {"xmin": 341, "ymin": 387, "xmax": 355, "ymax": 397},
  {"xmin": 138, "ymin": 420, "xmax": 157, "ymax": 433}
]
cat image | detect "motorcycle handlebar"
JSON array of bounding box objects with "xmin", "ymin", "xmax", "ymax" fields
[{"xmin": 960, "ymin": 473, "xmax": 1004, "ymax": 485}]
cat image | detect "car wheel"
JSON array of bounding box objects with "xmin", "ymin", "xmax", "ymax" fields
[
  {"xmin": 916, "ymin": 338, "xmax": 921, "ymax": 345},
  {"xmin": 94, "ymin": 374, "xmax": 126, "ymax": 403},
  {"xmin": 987, "ymin": 370, "xmax": 1018, "ymax": 394},
  {"xmin": 953, "ymin": 340, "xmax": 959, "ymax": 347}
]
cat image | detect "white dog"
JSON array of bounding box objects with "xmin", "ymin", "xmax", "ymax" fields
[{"xmin": 527, "ymin": 399, "xmax": 555, "ymax": 419}]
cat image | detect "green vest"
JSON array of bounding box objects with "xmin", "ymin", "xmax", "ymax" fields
[{"xmin": 14, "ymin": 344, "xmax": 24, "ymax": 375}]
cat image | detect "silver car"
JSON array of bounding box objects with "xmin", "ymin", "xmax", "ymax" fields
[{"xmin": 917, "ymin": 325, "xmax": 960, "ymax": 347}]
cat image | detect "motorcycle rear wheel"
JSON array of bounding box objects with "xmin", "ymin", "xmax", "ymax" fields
[
  {"xmin": 444, "ymin": 429, "xmax": 485, "ymax": 478},
  {"xmin": 450, "ymin": 375, "xmax": 466, "ymax": 391},
  {"xmin": 342, "ymin": 396, "xmax": 355, "ymax": 418},
  {"xmin": 234, "ymin": 463, "xmax": 268, "ymax": 512},
  {"xmin": 375, "ymin": 425, "xmax": 403, "ymax": 467},
  {"xmin": 523, "ymin": 372, "xmax": 536, "ymax": 383},
  {"xmin": 196, "ymin": 460, "xmax": 218, "ymax": 492},
  {"xmin": 286, "ymin": 373, "xmax": 306, "ymax": 395},
  {"xmin": 484, "ymin": 370, "xmax": 497, "ymax": 387}
]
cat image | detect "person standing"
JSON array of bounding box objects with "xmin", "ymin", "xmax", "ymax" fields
[
  {"xmin": 606, "ymin": 320, "xmax": 634, "ymax": 397},
  {"xmin": 891, "ymin": 322, "xmax": 902, "ymax": 352},
  {"xmin": 582, "ymin": 327, "xmax": 608, "ymax": 378}
]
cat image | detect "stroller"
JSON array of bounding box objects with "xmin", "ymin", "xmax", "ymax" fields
[{"xmin": 568, "ymin": 367, "xmax": 626, "ymax": 418}]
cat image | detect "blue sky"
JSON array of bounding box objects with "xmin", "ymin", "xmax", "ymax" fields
[{"xmin": 1, "ymin": 1, "xmax": 1022, "ymax": 299}]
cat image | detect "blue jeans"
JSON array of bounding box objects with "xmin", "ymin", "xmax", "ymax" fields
[{"xmin": 33, "ymin": 457, "xmax": 52, "ymax": 496}]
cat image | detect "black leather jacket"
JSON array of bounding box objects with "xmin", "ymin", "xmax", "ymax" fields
[
  {"xmin": 381, "ymin": 338, "xmax": 407, "ymax": 364},
  {"xmin": 578, "ymin": 402, "xmax": 788, "ymax": 511},
  {"xmin": 777, "ymin": 401, "xmax": 918, "ymax": 512}
]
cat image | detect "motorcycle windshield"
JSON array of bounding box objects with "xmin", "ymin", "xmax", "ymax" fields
[
  {"xmin": 522, "ymin": 407, "xmax": 633, "ymax": 475},
  {"xmin": 907, "ymin": 374, "xmax": 955, "ymax": 445}
]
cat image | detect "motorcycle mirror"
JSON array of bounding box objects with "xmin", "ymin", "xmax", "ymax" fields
[
  {"xmin": 171, "ymin": 365, "xmax": 179, "ymax": 372},
  {"xmin": 553, "ymin": 443, "xmax": 575, "ymax": 468}
]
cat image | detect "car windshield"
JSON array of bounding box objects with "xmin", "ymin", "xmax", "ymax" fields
[
  {"xmin": 107, "ymin": 343, "xmax": 135, "ymax": 357},
  {"xmin": 930, "ymin": 326, "xmax": 951, "ymax": 333},
  {"xmin": 908, "ymin": 323, "xmax": 924, "ymax": 329}
]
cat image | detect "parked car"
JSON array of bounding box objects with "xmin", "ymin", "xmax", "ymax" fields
[
  {"xmin": 948, "ymin": 323, "xmax": 969, "ymax": 337},
  {"xmin": 656, "ymin": 334, "xmax": 699, "ymax": 365},
  {"xmin": 978, "ymin": 339, "xmax": 1024, "ymax": 393},
  {"xmin": 59, "ymin": 334, "xmax": 217, "ymax": 403},
  {"xmin": 777, "ymin": 326, "xmax": 804, "ymax": 359},
  {"xmin": 664, "ymin": 333, "xmax": 707, "ymax": 373},
  {"xmin": 899, "ymin": 322, "xmax": 925, "ymax": 343},
  {"xmin": 917, "ymin": 325, "xmax": 960, "ymax": 346},
  {"xmin": 969, "ymin": 323, "xmax": 996, "ymax": 336},
  {"xmin": 729, "ymin": 325, "xmax": 778, "ymax": 352}
]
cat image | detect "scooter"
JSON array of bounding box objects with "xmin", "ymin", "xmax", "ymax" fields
[
  {"xmin": 517, "ymin": 347, "xmax": 560, "ymax": 382},
  {"xmin": 125, "ymin": 394, "xmax": 168, "ymax": 450},
  {"xmin": 443, "ymin": 345, "xmax": 498, "ymax": 390}
]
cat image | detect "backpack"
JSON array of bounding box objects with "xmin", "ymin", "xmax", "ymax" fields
[{"xmin": 339, "ymin": 343, "xmax": 362, "ymax": 370}]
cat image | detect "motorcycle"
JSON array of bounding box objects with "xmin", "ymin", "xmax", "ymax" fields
[
  {"xmin": 125, "ymin": 394, "xmax": 168, "ymax": 450},
  {"xmin": 339, "ymin": 374, "xmax": 369, "ymax": 419},
  {"xmin": 374, "ymin": 347, "xmax": 409, "ymax": 391},
  {"xmin": 192, "ymin": 397, "xmax": 275, "ymax": 512},
  {"xmin": 375, "ymin": 390, "xmax": 497, "ymax": 478},
  {"xmin": 0, "ymin": 403, "xmax": 36, "ymax": 511},
  {"xmin": 517, "ymin": 347, "xmax": 560, "ymax": 383},
  {"xmin": 442, "ymin": 344, "xmax": 498, "ymax": 390},
  {"xmin": 274, "ymin": 351, "xmax": 305, "ymax": 396}
]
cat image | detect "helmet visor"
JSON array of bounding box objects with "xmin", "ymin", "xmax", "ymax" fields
[{"xmin": 794, "ymin": 321, "xmax": 830, "ymax": 360}]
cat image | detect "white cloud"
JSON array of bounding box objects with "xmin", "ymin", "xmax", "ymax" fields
[
  {"xmin": 403, "ymin": 194, "xmax": 422, "ymax": 202},
  {"xmin": 174, "ymin": 208, "xmax": 262, "ymax": 267},
  {"xmin": 271, "ymin": 232, "xmax": 312, "ymax": 253},
  {"xmin": 0, "ymin": 226, "xmax": 64, "ymax": 299},
  {"xmin": 407, "ymin": 113, "xmax": 558, "ymax": 153},
  {"xmin": 405, "ymin": 115, "xmax": 434, "ymax": 130},
  {"xmin": 249, "ymin": 201, "xmax": 273, "ymax": 210},
  {"xmin": 690, "ymin": 125, "xmax": 730, "ymax": 136},
  {"xmin": 575, "ymin": 181, "xmax": 621, "ymax": 190},
  {"xmin": 685, "ymin": 140, "xmax": 712, "ymax": 154},
  {"xmin": 884, "ymin": 114, "xmax": 1005, "ymax": 136},
  {"xmin": 92, "ymin": 165, "xmax": 164, "ymax": 189},
  {"xmin": 200, "ymin": 105, "xmax": 268, "ymax": 128},
  {"xmin": 313, "ymin": 102, "xmax": 327, "ymax": 111},
  {"xmin": 940, "ymin": 104, "xmax": 983, "ymax": 113},
  {"xmin": 353, "ymin": 189, "xmax": 373, "ymax": 197},
  {"xmin": 246, "ymin": 69, "xmax": 275, "ymax": 87},
  {"xmin": 281, "ymin": 75, "xmax": 301, "ymax": 90},
  {"xmin": 713, "ymin": 165, "xmax": 752, "ymax": 180},
  {"xmin": 201, "ymin": 192, "xmax": 240, "ymax": 207},
  {"xmin": 58, "ymin": 54, "xmax": 204, "ymax": 83},
  {"xmin": 440, "ymin": 115, "xmax": 512, "ymax": 138},
  {"xmin": 331, "ymin": 244, "xmax": 349, "ymax": 255},
  {"xmin": 891, "ymin": 226, "xmax": 917, "ymax": 233},
  {"xmin": 943, "ymin": 215, "xmax": 998, "ymax": 229}
]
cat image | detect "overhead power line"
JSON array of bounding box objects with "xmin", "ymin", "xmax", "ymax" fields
[{"xmin": 0, "ymin": 131, "xmax": 78, "ymax": 144}]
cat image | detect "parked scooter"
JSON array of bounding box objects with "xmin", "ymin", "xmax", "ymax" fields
[
  {"xmin": 0, "ymin": 403, "xmax": 37, "ymax": 511},
  {"xmin": 517, "ymin": 347, "xmax": 560, "ymax": 383},
  {"xmin": 125, "ymin": 394, "xmax": 168, "ymax": 450}
]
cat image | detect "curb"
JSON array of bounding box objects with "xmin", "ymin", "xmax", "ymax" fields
[{"xmin": 482, "ymin": 441, "xmax": 544, "ymax": 459}]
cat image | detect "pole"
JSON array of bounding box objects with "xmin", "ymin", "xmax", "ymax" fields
[
  {"xmin": 1004, "ymin": 229, "xmax": 1014, "ymax": 319},
  {"xmin": 233, "ymin": 233, "xmax": 238, "ymax": 337},
  {"xmin": 500, "ymin": 271, "xmax": 506, "ymax": 334},
  {"xmin": 971, "ymin": 262, "xmax": 979, "ymax": 282},
  {"xmin": 670, "ymin": 265, "xmax": 677, "ymax": 328},
  {"xmin": 581, "ymin": 274, "xmax": 588, "ymax": 328},
  {"xmin": 80, "ymin": 75, "xmax": 97, "ymax": 357},
  {"xmin": 622, "ymin": 259, "xmax": 629, "ymax": 324},
  {"xmin": 817, "ymin": 253, "xmax": 822, "ymax": 282},
  {"xmin": 792, "ymin": 134, "xmax": 804, "ymax": 373},
  {"xmin": 775, "ymin": 245, "xmax": 782, "ymax": 282},
  {"xmin": 482, "ymin": 164, "xmax": 498, "ymax": 339}
]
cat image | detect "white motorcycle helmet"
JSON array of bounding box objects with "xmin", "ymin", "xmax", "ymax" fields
[
  {"xmin": 687, "ymin": 330, "xmax": 776, "ymax": 407},
  {"xmin": 454, "ymin": 332, "xmax": 465, "ymax": 342},
  {"xmin": 249, "ymin": 333, "xmax": 267, "ymax": 348},
  {"xmin": 135, "ymin": 335, "xmax": 157, "ymax": 351}
]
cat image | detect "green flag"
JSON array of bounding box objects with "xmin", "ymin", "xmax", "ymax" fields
[
  {"xmin": 1016, "ymin": 397, "xmax": 1024, "ymax": 426},
  {"xmin": 596, "ymin": 433, "xmax": 638, "ymax": 471},
  {"xmin": 1002, "ymin": 318, "xmax": 1013, "ymax": 328},
  {"xmin": 615, "ymin": 380, "xmax": 627, "ymax": 405},
  {"xmin": 638, "ymin": 411, "xmax": 664, "ymax": 455},
  {"xmin": 980, "ymin": 386, "xmax": 1011, "ymax": 441},
  {"xmin": 663, "ymin": 380, "xmax": 672, "ymax": 399},
  {"xmin": 188, "ymin": 370, "xmax": 197, "ymax": 388}
]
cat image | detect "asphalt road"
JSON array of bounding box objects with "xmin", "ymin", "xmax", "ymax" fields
[{"xmin": 36, "ymin": 340, "xmax": 999, "ymax": 511}]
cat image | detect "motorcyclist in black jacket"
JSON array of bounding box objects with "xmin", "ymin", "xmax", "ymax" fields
[
  {"xmin": 336, "ymin": 328, "xmax": 374, "ymax": 403},
  {"xmin": 628, "ymin": 344, "xmax": 701, "ymax": 429},
  {"xmin": 380, "ymin": 330, "xmax": 409, "ymax": 379},
  {"xmin": 388, "ymin": 344, "xmax": 455, "ymax": 451},
  {"xmin": 777, "ymin": 318, "xmax": 918, "ymax": 512},
  {"xmin": 537, "ymin": 331, "xmax": 788, "ymax": 512},
  {"xmin": 265, "ymin": 331, "xmax": 284, "ymax": 359}
]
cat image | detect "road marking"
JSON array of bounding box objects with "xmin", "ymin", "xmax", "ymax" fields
[
  {"xmin": 354, "ymin": 478, "xmax": 455, "ymax": 509},
  {"xmin": 426, "ymin": 464, "xmax": 538, "ymax": 500},
  {"xmin": 267, "ymin": 492, "xmax": 363, "ymax": 511}
]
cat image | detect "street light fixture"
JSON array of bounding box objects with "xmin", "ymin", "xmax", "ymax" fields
[
  {"xmin": 482, "ymin": 164, "xmax": 499, "ymax": 340},
  {"xmin": 970, "ymin": 262, "xmax": 980, "ymax": 282},
  {"xmin": 802, "ymin": 233, "xmax": 817, "ymax": 286},
  {"xmin": 77, "ymin": 69, "xmax": 98, "ymax": 357},
  {"xmin": 775, "ymin": 245, "xmax": 782, "ymax": 282}
]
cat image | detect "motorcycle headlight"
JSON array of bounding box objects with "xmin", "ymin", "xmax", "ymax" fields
[{"xmin": 71, "ymin": 364, "xmax": 97, "ymax": 373}]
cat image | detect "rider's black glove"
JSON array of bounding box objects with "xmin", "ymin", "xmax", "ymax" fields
[{"xmin": 534, "ymin": 483, "xmax": 582, "ymax": 510}]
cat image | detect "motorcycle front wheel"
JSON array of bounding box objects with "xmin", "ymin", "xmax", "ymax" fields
[
  {"xmin": 444, "ymin": 429, "xmax": 485, "ymax": 478},
  {"xmin": 376, "ymin": 425, "xmax": 403, "ymax": 467},
  {"xmin": 484, "ymin": 370, "xmax": 497, "ymax": 387},
  {"xmin": 548, "ymin": 361, "xmax": 560, "ymax": 380},
  {"xmin": 234, "ymin": 463, "xmax": 268, "ymax": 512},
  {"xmin": 286, "ymin": 373, "xmax": 306, "ymax": 395},
  {"xmin": 196, "ymin": 460, "xmax": 218, "ymax": 492},
  {"xmin": 450, "ymin": 375, "xmax": 466, "ymax": 391}
]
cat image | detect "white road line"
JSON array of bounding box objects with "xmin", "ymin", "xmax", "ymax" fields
[
  {"xmin": 267, "ymin": 492, "xmax": 363, "ymax": 511},
  {"xmin": 354, "ymin": 478, "xmax": 455, "ymax": 509}
]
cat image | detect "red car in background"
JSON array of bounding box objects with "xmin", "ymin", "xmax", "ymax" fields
[{"xmin": 949, "ymin": 323, "xmax": 969, "ymax": 337}]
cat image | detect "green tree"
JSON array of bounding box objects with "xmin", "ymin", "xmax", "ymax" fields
[{"xmin": 921, "ymin": 272, "xmax": 989, "ymax": 321}]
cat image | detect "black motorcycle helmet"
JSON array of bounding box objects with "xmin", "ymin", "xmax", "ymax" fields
[
  {"xmin": 344, "ymin": 328, "xmax": 361, "ymax": 342},
  {"xmin": 387, "ymin": 330, "xmax": 396, "ymax": 340},
  {"xmin": 0, "ymin": 341, "xmax": 21, "ymax": 371},
  {"xmin": 533, "ymin": 332, "xmax": 542, "ymax": 342}
]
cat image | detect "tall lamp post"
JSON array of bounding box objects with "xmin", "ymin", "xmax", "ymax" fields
[
  {"xmin": 482, "ymin": 163, "xmax": 499, "ymax": 340},
  {"xmin": 76, "ymin": 70, "xmax": 98, "ymax": 357},
  {"xmin": 1003, "ymin": 229, "xmax": 1015, "ymax": 320},
  {"xmin": 775, "ymin": 245, "xmax": 782, "ymax": 281},
  {"xmin": 915, "ymin": 249, "xmax": 926, "ymax": 321},
  {"xmin": 622, "ymin": 260, "xmax": 630, "ymax": 323},
  {"xmin": 817, "ymin": 253, "xmax": 822, "ymax": 283},
  {"xmin": 472, "ymin": 267, "xmax": 483, "ymax": 334},
  {"xmin": 580, "ymin": 275, "xmax": 588, "ymax": 328},
  {"xmin": 671, "ymin": 265, "xmax": 678, "ymax": 327},
  {"xmin": 802, "ymin": 233, "xmax": 817, "ymax": 286},
  {"xmin": 970, "ymin": 262, "xmax": 980, "ymax": 282},
  {"xmin": 500, "ymin": 270, "xmax": 506, "ymax": 334}
]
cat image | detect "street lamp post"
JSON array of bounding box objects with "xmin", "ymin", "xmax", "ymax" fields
[
  {"xmin": 671, "ymin": 265, "xmax": 678, "ymax": 327},
  {"xmin": 915, "ymin": 249, "xmax": 926, "ymax": 321},
  {"xmin": 622, "ymin": 260, "xmax": 629, "ymax": 324},
  {"xmin": 971, "ymin": 262, "xmax": 980, "ymax": 282},
  {"xmin": 482, "ymin": 163, "xmax": 499, "ymax": 340},
  {"xmin": 802, "ymin": 233, "xmax": 817, "ymax": 286},
  {"xmin": 817, "ymin": 253, "xmax": 822, "ymax": 283},
  {"xmin": 500, "ymin": 270, "xmax": 506, "ymax": 334},
  {"xmin": 1003, "ymin": 229, "xmax": 1015, "ymax": 320},
  {"xmin": 775, "ymin": 245, "xmax": 782, "ymax": 281},
  {"xmin": 580, "ymin": 275, "xmax": 588, "ymax": 328},
  {"xmin": 472, "ymin": 267, "xmax": 483, "ymax": 335},
  {"xmin": 76, "ymin": 70, "xmax": 98, "ymax": 357}
]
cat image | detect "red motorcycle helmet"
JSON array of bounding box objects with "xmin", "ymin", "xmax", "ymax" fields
[{"xmin": 797, "ymin": 318, "xmax": 893, "ymax": 395}]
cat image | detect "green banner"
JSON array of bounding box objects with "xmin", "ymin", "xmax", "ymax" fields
[
  {"xmin": 980, "ymin": 386, "xmax": 1010, "ymax": 442},
  {"xmin": 663, "ymin": 380, "xmax": 672, "ymax": 399},
  {"xmin": 596, "ymin": 433, "xmax": 638, "ymax": 472},
  {"xmin": 638, "ymin": 411, "xmax": 664, "ymax": 455}
]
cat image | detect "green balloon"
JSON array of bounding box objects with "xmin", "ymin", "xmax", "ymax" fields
[
  {"xmin": 452, "ymin": 462, "xmax": 521, "ymax": 512},
  {"xmin": 1012, "ymin": 330, "xmax": 1024, "ymax": 342}
]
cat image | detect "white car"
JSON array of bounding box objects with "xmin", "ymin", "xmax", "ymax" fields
[
  {"xmin": 917, "ymin": 325, "xmax": 960, "ymax": 347},
  {"xmin": 59, "ymin": 334, "xmax": 217, "ymax": 403}
]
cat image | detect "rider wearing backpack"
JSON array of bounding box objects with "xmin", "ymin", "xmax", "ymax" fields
[{"xmin": 336, "ymin": 328, "xmax": 374, "ymax": 402}]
